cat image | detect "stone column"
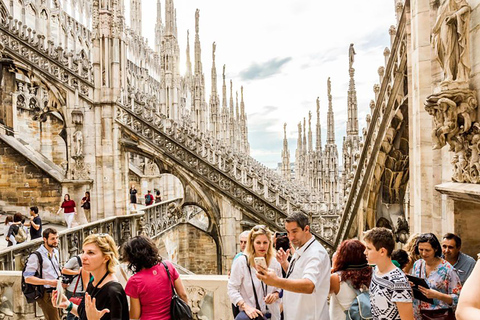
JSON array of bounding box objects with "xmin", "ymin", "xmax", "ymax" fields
[{"xmin": 408, "ymin": 1, "xmax": 443, "ymax": 235}]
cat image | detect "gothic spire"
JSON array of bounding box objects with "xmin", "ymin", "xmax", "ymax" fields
[
  {"xmin": 222, "ymin": 65, "xmax": 227, "ymax": 111},
  {"xmin": 327, "ymin": 77, "xmax": 335, "ymax": 144},
  {"xmin": 316, "ymin": 97, "xmax": 322, "ymax": 151},
  {"xmin": 154, "ymin": 0, "xmax": 162, "ymax": 53},
  {"xmin": 185, "ymin": 30, "xmax": 192, "ymax": 77},
  {"xmin": 303, "ymin": 117, "xmax": 307, "ymax": 155},
  {"xmin": 297, "ymin": 121, "xmax": 303, "ymax": 155},
  {"xmin": 308, "ymin": 111, "xmax": 313, "ymax": 152},
  {"xmin": 211, "ymin": 42, "xmax": 217, "ymax": 95},
  {"xmin": 229, "ymin": 80, "xmax": 234, "ymax": 119},
  {"xmin": 240, "ymin": 86, "xmax": 245, "ymax": 117},
  {"xmin": 165, "ymin": 0, "xmax": 175, "ymax": 37},
  {"xmin": 347, "ymin": 43, "xmax": 359, "ymax": 136},
  {"xmin": 130, "ymin": 0, "xmax": 142, "ymax": 36},
  {"xmin": 194, "ymin": 9, "xmax": 202, "ymax": 74},
  {"xmin": 281, "ymin": 123, "xmax": 291, "ymax": 180},
  {"xmin": 236, "ymin": 91, "xmax": 239, "ymax": 121}
]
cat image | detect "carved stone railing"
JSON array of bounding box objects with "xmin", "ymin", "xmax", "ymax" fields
[
  {"xmin": 335, "ymin": 2, "xmax": 408, "ymax": 248},
  {"xmin": 0, "ymin": 198, "xmax": 182, "ymax": 271},
  {"xmin": 0, "ymin": 16, "xmax": 94, "ymax": 101},
  {"xmin": 115, "ymin": 102, "xmax": 335, "ymax": 250},
  {"xmin": 0, "ymin": 272, "xmax": 231, "ymax": 320}
]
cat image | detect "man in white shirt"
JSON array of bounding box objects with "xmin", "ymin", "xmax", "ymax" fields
[{"xmin": 257, "ymin": 212, "xmax": 330, "ymax": 320}]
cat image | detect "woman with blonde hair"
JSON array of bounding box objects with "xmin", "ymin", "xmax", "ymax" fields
[
  {"xmin": 403, "ymin": 233, "xmax": 421, "ymax": 274},
  {"xmin": 52, "ymin": 233, "xmax": 129, "ymax": 320},
  {"xmin": 228, "ymin": 225, "xmax": 282, "ymax": 320}
]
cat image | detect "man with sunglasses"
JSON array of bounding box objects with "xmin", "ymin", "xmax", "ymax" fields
[{"xmin": 257, "ymin": 212, "xmax": 330, "ymax": 320}]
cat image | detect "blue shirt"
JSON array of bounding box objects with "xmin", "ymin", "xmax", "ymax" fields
[{"xmin": 452, "ymin": 252, "xmax": 476, "ymax": 285}]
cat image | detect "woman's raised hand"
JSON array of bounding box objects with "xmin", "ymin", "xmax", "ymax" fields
[{"xmin": 85, "ymin": 292, "xmax": 110, "ymax": 320}]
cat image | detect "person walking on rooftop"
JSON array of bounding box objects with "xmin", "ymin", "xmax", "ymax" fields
[{"xmin": 57, "ymin": 194, "xmax": 76, "ymax": 229}]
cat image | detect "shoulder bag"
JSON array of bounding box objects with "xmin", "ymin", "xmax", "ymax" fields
[{"xmin": 162, "ymin": 261, "xmax": 193, "ymax": 320}]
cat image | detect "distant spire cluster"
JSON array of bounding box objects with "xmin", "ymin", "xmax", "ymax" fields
[
  {"xmin": 280, "ymin": 45, "xmax": 361, "ymax": 213},
  {"xmin": 131, "ymin": 0, "xmax": 250, "ymax": 154}
]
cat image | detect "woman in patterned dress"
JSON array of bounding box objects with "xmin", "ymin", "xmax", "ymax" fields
[{"xmin": 411, "ymin": 233, "xmax": 462, "ymax": 319}]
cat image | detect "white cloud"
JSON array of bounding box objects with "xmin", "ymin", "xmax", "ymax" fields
[{"xmin": 135, "ymin": 0, "xmax": 396, "ymax": 168}]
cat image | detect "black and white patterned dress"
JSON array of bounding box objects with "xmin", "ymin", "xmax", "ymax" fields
[{"xmin": 369, "ymin": 267, "xmax": 413, "ymax": 320}]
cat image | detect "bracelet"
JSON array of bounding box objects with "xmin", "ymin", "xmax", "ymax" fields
[{"xmin": 66, "ymin": 302, "xmax": 73, "ymax": 313}]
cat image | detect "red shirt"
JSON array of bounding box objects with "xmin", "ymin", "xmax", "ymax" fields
[
  {"xmin": 125, "ymin": 262, "xmax": 179, "ymax": 320},
  {"xmin": 61, "ymin": 200, "xmax": 76, "ymax": 213}
]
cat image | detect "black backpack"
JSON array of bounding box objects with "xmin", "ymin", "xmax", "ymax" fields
[{"xmin": 22, "ymin": 251, "xmax": 45, "ymax": 303}]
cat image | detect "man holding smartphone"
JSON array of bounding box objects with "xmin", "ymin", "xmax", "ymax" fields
[{"xmin": 256, "ymin": 212, "xmax": 330, "ymax": 320}]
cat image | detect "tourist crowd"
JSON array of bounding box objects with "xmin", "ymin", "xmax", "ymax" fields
[
  {"xmin": 227, "ymin": 212, "xmax": 479, "ymax": 320},
  {"xmin": 14, "ymin": 208, "xmax": 480, "ymax": 320}
]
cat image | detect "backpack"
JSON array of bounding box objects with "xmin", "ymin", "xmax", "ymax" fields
[
  {"xmin": 146, "ymin": 194, "xmax": 153, "ymax": 204},
  {"xmin": 22, "ymin": 251, "xmax": 45, "ymax": 303},
  {"xmin": 62, "ymin": 255, "xmax": 83, "ymax": 285},
  {"xmin": 346, "ymin": 287, "xmax": 372, "ymax": 320},
  {"xmin": 15, "ymin": 225, "xmax": 27, "ymax": 243}
]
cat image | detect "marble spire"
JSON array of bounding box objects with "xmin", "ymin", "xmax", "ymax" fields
[
  {"xmin": 316, "ymin": 97, "xmax": 322, "ymax": 152},
  {"xmin": 154, "ymin": 0, "xmax": 163, "ymax": 53},
  {"xmin": 327, "ymin": 77, "xmax": 335, "ymax": 145},
  {"xmin": 347, "ymin": 43, "xmax": 359, "ymax": 136},
  {"xmin": 281, "ymin": 123, "xmax": 291, "ymax": 180},
  {"xmin": 130, "ymin": 0, "xmax": 142, "ymax": 36},
  {"xmin": 194, "ymin": 9, "xmax": 202, "ymax": 74}
]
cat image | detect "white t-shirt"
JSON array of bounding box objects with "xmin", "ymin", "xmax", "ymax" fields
[
  {"xmin": 228, "ymin": 254, "xmax": 282, "ymax": 320},
  {"xmin": 369, "ymin": 266, "xmax": 413, "ymax": 320},
  {"xmin": 283, "ymin": 237, "xmax": 331, "ymax": 320}
]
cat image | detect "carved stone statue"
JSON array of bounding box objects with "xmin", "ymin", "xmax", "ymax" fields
[
  {"xmin": 73, "ymin": 130, "xmax": 83, "ymax": 156},
  {"xmin": 432, "ymin": 0, "xmax": 471, "ymax": 82},
  {"xmin": 349, "ymin": 43, "xmax": 355, "ymax": 70}
]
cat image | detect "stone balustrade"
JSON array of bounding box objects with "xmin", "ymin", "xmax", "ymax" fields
[
  {"xmin": 116, "ymin": 101, "xmax": 337, "ymax": 249},
  {"xmin": 0, "ymin": 271, "xmax": 231, "ymax": 320},
  {"xmin": 0, "ymin": 198, "xmax": 182, "ymax": 271}
]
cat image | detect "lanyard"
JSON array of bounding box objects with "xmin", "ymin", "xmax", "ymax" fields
[
  {"xmin": 89, "ymin": 271, "xmax": 110, "ymax": 299},
  {"xmin": 286, "ymin": 239, "xmax": 315, "ymax": 278},
  {"xmin": 45, "ymin": 247, "xmax": 61, "ymax": 277}
]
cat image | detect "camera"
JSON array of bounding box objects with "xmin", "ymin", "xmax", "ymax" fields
[
  {"xmin": 264, "ymin": 311, "xmax": 272, "ymax": 319},
  {"xmin": 61, "ymin": 274, "xmax": 76, "ymax": 285},
  {"xmin": 274, "ymin": 232, "xmax": 290, "ymax": 252}
]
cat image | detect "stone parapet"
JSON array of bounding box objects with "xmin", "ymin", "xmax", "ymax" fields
[{"xmin": 0, "ymin": 272, "xmax": 230, "ymax": 320}]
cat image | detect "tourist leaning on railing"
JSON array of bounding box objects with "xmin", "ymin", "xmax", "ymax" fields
[{"xmin": 52, "ymin": 233, "xmax": 129, "ymax": 320}]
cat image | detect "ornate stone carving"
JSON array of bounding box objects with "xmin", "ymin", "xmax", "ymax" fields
[
  {"xmin": 71, "ymin": 156, "xmax": 90, "ymax": 180},
  {"xmin": 73, "ymin": 130, "xmax": 84, "ymax": 157}
]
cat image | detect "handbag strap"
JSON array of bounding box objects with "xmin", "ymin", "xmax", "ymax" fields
[
  {"xmin": 72, "ymin": 268, "xmax": 82, "ymax": 295},
  {"xmin": 243, "ymin": 255, "xmax": 262, "ymax": 311},
  {"xmin": 162, "ymin": 261, "xmax": 177, "ymax": 296}
]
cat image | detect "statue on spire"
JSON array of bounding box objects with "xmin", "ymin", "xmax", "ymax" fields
[
  {"xmin": 212, "ymin": 42, "xmax": 216, "ymax": 62},
  {"xmin": 327, "ymin": 77, "xmax": 331, "ymax": 96},
  {"xmin": 284, "ymin": 123, "xmax": 287, "ymax": 137},
  {"xmin": 223, "ymin": 64, "xmax": 226, "ymax": 78},
  {"xmin": 195, "ymin": 9, "xmax": 200, "ymax": 34},
  {"xmin": 349, "ymin": 43, "xmax": 356, "ymax": 70}
]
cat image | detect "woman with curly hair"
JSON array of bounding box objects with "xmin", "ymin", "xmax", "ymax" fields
[
  {"xmin": 329, "ymin": 239, "xmax": 373, "ymax": 319},
  {"xmin": 122, "ymin": 235, "xmax": 188, "ymax": 320}
]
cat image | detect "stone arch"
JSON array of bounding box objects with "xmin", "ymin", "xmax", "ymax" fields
[
  {"xmin": 0, "ymin": 0, "xmax": 8, "ymax": 24},
  {"xmin": 122, "ymin": 143, "xmax": 224, "ymax": 272},
  {"xmin": 363, "ymin": 102, "xmax": 409, "ymax": 242}
]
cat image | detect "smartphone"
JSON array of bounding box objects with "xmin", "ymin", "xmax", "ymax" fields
[
  {"xmin": 275, "ymin": 232, "xmax": 290, "ymax": 252},
  {"xmin": 56, "ymin": 277, "xmax": 63, "ymax": 306},
  {"xmin": 254, "ymin": 257, "xmax": 268, "ymax": 269}
]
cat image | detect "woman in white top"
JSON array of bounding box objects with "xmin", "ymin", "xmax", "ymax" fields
[
  {"xmin": 329, "ymin": 239, "xmax": 372, "ymax": 319},
  {"xmin": 228, "ymin": 225, "xmax": 282, "ymax": 320}
]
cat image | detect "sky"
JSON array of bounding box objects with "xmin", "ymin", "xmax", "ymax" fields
[{"xmin": 132, "ymin": 0, "xmax": 397, "ymax": 169}]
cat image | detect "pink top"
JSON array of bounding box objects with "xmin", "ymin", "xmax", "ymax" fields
[{"xmin": 125, "ymin": 261, "xmax": 179, "ymax": 320}]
